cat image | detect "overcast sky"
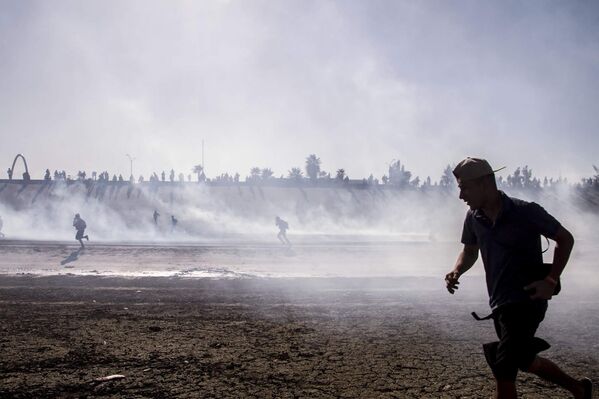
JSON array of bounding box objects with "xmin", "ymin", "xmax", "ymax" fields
[{"xmin": 1, "ymin": 0, "xmax": 598, "ymax": 181}]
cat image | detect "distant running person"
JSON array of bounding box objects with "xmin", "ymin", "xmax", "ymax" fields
[
  {"xmin": 275, "ymin": 216, "xmax": 290, "ymax": 245},
  {"xmin": 153, "ymin": 210, "xmax": 160, "ymax": 225},
  {"xmin": 0, "ymin": 215, "xmax": 5, "ymax": 238},
  {"xmin": 73, "ymin": 214, "xmax": 89, "ymax": 248},
  {"xmin": 171, "ymin": 215, "xmax": 178, "ymax": 231}
]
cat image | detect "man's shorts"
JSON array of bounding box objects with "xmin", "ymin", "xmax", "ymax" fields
[
  {"xmin": 76, "ymin": 230, "xmax": 85, "ymax": 240},
  {"xmin": 483, "ymin": 300, "xmax": 549, "ymax": 381}
]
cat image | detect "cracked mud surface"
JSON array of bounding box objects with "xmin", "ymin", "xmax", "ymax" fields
[{"xmin": 0, "ymin": 276, "xmax": 597, "ymax": 398}]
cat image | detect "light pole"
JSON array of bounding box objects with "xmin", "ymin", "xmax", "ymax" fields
[{"xmin": 125, "ymin": 154, "xmax": 136, "ymax": 180}]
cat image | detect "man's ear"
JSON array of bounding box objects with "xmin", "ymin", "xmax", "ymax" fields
[{"xmin": 481, "ymin": 176, "xmax": 493, "ymax": 192}]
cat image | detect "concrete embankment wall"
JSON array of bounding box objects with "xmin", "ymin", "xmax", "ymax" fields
[{"xmin": 0, "ymin": 180, "xmax": 462, "ymax": 241}]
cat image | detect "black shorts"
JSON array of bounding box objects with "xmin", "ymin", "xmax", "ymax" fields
[
  {"xmin": 76, "ymin": 230, "xmax": 85, "ymax": 240},
  {"xmin": 484, "ymin": 301, "xmax": 549, "ymax": 381}
]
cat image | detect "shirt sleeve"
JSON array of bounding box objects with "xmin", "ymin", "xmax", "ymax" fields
[
  {"xmin": 524, "ymin": 202, "xmax": 561, "ymax": 238},
  {"xmin": 460, "ymin": 212, "xmax": 478, "ymax": 245}
]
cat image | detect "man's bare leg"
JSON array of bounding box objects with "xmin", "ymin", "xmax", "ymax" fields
[
  {"xmin": 496, "ymin": 379, "xmax": 517, "ymax": 399},
  {"xmin": 277, "ymin": 233, "xmax": 285, "ymax": 244},
  {"xmin": 526, "ymin": 356, "xmax": 586, "ymax": 398}
]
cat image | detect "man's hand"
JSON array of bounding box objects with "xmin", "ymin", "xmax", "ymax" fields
[
  {"xmin": 446, "ymin": 245, "xmax": 477, "ymax": 295},
  {"xmin": 524, "ymin": 277, "xmax": 557, "ymax": 300},
  {"xmin": 445, "ymin": 271, "xmax": 460, "ymax": 294}
]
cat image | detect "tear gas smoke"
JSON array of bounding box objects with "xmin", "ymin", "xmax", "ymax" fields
[
  {"xmin": 0, "ymin": 181, "xmax": 468, "ymax": 242},
  {"xmin": 0, "ymin": 180, "xmax": 596, "ymax": 283}
]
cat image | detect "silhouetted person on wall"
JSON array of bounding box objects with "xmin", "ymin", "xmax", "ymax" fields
[
  {"xmin": 22, "ymin": 171, "xmax": 30, "ymax": 181},
  {"xmin": 171, "ymin": 215, "xmax": 178, "ymax": 231},
  {"xmin": 445, "ymin": 157, "xmax": 592, "ymax": 399},
  {"xmin": 7, "ymin": 168, "xmax": 12, "ymax": 180},
  {"xmin": 161, "ymin": 171, "xmax": 166, "ymax": 182},
  {"xmin": 73, "ymin": 214, "xmax": 89, "ymax": 248},
  {"xmin": 275, "ymin": 216, "xmax": 290, "ymax": 245},
  {"xmin": 44, "ymin": 169, "xmax": 51, "ymax": 181},
  {"xmin": 153, "ymin": 210, "xmax": 160, "ymax": 225}
]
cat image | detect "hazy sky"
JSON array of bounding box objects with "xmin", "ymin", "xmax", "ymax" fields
[{"xmin": 1, "ymin": 0, "xmax": 598, "ymax": 181}]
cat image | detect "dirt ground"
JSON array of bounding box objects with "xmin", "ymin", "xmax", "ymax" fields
[{"xmin": 0, "ymin": 275, "xmax": 597, "ymax": 398}]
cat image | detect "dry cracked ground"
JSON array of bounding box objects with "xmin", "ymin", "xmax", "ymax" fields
[{"xmin": 0, "ymin": 276, "xmax": 597, "ymax": 398}]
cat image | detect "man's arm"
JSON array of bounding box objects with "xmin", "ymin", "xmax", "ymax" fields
[
  {"xmin": 526, "ymin": 226, "xmax": 574, "ymax": 300},
  {"xmin": 548, "ymin": 226, "xmax": 575, "ymax": 281},
  {"xmin": 445, "ymin": 244, "xmax": 479, "ymax": 294}
]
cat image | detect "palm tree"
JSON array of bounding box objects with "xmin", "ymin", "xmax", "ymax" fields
[
  {"xmin": 192, "ymin": 165, "xmax": 205, "ymax": 182},
  {"xmin": 439, "ymin": 165, "xmax": 454, "ymax": 188},
  {"xmin": 388, "ymin": 160, "xmax": 412, "ymax": 188},
  {"xmin": 508, "ymin": 167, "xmax": 522, "ymax": 188},
  {"xmin": 261, "ymin": 168, "xmax": 274, "ymax": 180},
  {"xmin": 305, "ymin": 154, "xmax": 321, "ymax": 181},
  {"xmin": 250, "ymin": 167, "xmax": 261, "ymax": 181},
  {"xmin": 336, "ymin": 169, "xmax": 345, "ymax": 181},
  {"xmin": 288, "ymin": 167, "xmax": 303, "ymax": 180}
]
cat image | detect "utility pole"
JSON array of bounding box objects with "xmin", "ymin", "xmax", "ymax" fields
[{"xmin": 125, "ymin": 154, "xmax": 136, "ymax": 179}]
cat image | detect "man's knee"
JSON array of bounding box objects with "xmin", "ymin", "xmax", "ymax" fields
[
  {"xmin": 517, "ymin": 338, "xmax": 551, "ymax": 373},
  {"xmin": 521, "ymin": 356, "xmax": 545, "ymax": 373},
  {"xmin": 485, "ymin": 336, "xmax": 551, "ymax": 377}
]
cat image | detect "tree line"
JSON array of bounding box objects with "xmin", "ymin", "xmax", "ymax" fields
[{"xmin": 5, "ymin": 154, "xmax": 599, "ymax": 194}]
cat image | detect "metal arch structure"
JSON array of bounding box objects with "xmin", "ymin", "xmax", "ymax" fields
[{"xmin": 9, "ymin": 153, "xmax": 29, "ymax": 180}]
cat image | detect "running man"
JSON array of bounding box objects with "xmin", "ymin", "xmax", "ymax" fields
[
  {"xmin": 73, "ymin": 214, "xmax": 89, "ymax": 248},
  {"xmin": 153, "ymin": 210, "xmax": 160, "ymax": 225},
  {"xmin": 275, "ymin": 216, "xmax": 290, "ymax": 245},
  {"xmin": 445, "ymin": 157, "xmax": 592, "ymax": 399}
]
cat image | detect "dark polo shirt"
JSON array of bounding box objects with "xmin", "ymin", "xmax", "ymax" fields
[{"xmin": 461, "ymin": 191, "xmax": 561, "ymax": 309}]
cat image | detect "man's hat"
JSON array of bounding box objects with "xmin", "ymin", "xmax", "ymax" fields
[{"xmin": 452, "ymin": 157, "xmax": 505, "ymax": 181}]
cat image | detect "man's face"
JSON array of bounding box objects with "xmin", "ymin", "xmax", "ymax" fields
[{"xmin": 457, "ymin": 177, "xmax": 486, "ymax": 209}]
